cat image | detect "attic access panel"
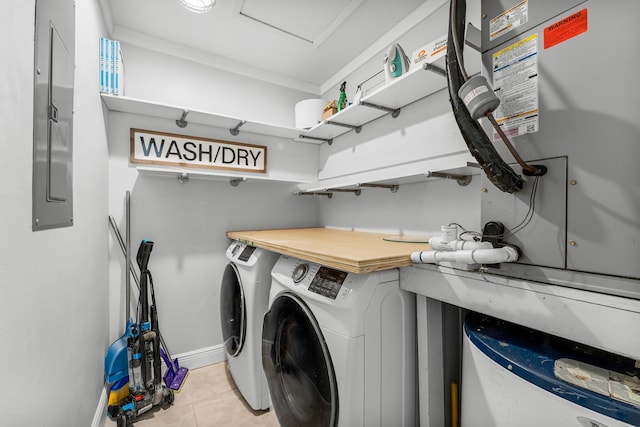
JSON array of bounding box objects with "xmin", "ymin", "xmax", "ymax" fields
[{"xmin": 238, "ymin": 0, "xmax": 363, "ymax": 46}]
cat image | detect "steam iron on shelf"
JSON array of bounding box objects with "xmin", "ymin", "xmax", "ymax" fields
[{"xmin": 384, "ymin": 43, "xmax": 410, "ymax": 83}]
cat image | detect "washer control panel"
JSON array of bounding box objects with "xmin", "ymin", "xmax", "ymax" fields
[
  {"xmin": 288, "ymin": 260, "xmax": 347, "ymax": 300},
  {"xmin": 292, "ymin": 263, "xmax": 309, "ymax": 283},
  {"xmin": 308, "ymin": 267, "xmax": 348, "ymax": 299}
]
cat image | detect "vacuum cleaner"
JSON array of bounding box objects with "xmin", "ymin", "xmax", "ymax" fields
[{"xmin": 107, "ymin": 239, "xmax": 174, "ymax": 426}]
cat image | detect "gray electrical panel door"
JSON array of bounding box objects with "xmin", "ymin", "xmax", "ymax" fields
[
  {"xmin": 479, "ymin": 0, "xmax": 640, "ymax": 286},
  {"xmin": 33, "ymin": 0, "xmax": 75, "ymax": 230}
]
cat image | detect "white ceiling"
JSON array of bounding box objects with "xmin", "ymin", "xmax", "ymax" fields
[{"xmin": 101, "ymin": 0, "xmax": 430, "ymax": 94}]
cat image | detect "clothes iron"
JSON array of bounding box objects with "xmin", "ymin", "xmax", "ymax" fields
[{"xmin": 384, "ymin": 43, "xmax": 410, "ymax": 83}]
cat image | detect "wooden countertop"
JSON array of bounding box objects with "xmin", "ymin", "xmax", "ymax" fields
[{"xmin": 226, "ymin": 227, "xmax": 430, "ymax": 274}]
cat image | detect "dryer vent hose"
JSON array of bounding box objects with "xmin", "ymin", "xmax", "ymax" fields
[{"xmin": 446, "ymin": 0, "xmax": 524, "ymax": 193}]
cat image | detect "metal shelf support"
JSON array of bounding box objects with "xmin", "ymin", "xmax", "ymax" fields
[
  {"xmin": 425, "ymin": 171, "xmax": 472, "ymax": 186},
  {"xmin": 326, "ymin": 188, "xmax": 362, "ymax": 196},
  {"xmin": 358, "ymin": 182, "xmax": 399, "ymax": 193},
  {"xmin": 229, "ymin": 177, "xmax": 247, "ymax": 187},
  {"xmin": 230, "ymin": 120, "xmax": 246, "ymax": 136},
  {"xmin": 296, "ymin": 191, "xmax": 333, "ymax": 198},
  {"xmin": 359, "ymin": 101, "xmax": 401, "ymax": 119},
  {"xmin": 298, "ymin": 134, "xmax": 334, "ymax": 145},
  {"xmin": 423, "ymin": 62, "xmax": 446, "ymax": 77},
  {"xmin": 326, "ymin": 120, "xmax": 363, "ymax": 134},
  {"xmin": 176, "ymin": 109, "xmax": 189, "ymax": 128}
]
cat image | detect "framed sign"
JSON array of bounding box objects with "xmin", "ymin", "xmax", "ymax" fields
[{"xmin": 130, "ymin": 128, "xmax": 267, "ymax": 173}]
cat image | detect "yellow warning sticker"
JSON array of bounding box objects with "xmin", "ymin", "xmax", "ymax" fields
[{"xmin": 489, "ymin": 0, "xmax": 529, "ymax": 41}]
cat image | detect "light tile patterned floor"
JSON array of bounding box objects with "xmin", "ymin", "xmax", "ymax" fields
[{"xmin": 103, "ymin": 362, "xmax": 279, "ymax": 426}]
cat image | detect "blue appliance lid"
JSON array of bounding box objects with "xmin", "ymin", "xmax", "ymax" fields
[{"xmin": 464, "ymin": 313, "xmax": 640, "ymax": 424}]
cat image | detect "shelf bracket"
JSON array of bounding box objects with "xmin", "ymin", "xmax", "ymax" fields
[
  {"xmin": 296, "ymin": 191, "xmax": 333, "ymax": 199},
  {"xmin": 465, "ymin": 23, "xmax": 481, "ymax": 52},
  {"xmin": 358, "ymin": 182, "xmax": 399, "ymax": 193},
  {"xmin": 176, "ymin": 110, "xmax": 189, "ymax": 128},
  {"xmin": 326, "ymin": 120, "xmax": 363, "ymax": 134},
  {"xmin": 229, "ymin": 177, "xmax": 247, "ymax": 187},
  {"xmin": 359, "ymin": 101, "xmax": 401, "ymax": 118},
  {"xmin": 425, "ymin": 171, "xmax": 472, "ymax": 186},
  {"xmin": 298, "ymin": 134, "xmax": 334, "ymax": 145},
  {"xmin": 423, "ymin": 62, "xmax": 446, "ymax": 77},
  {"xmin": 326, "ymin": 188, "xmax": 361, "ymax": 196},
  {"xmin": 177, "ymin": 172, "xmax": 189, "ymax": 184},
  {"xmin": 230, "ymin": 120, "xmax": 246, "ymax": 136}
]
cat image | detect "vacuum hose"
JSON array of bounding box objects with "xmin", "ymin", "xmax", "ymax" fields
[{"xmin": 446, "ymin": 0, "xmax": 524, "ymax": 193}]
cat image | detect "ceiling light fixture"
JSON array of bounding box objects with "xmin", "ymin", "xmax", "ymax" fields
[{"xmin": 179, "ymin": 0, "xmax": 215, "ymax": 13}]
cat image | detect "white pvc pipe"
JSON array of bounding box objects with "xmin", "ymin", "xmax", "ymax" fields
[
  {"xmin": 411, "ymin": 246, "xmax": 519, "ymax": 265},
  {"xmin": 429, "ymin": 236, "xmax": 493, "ymax": 251}
]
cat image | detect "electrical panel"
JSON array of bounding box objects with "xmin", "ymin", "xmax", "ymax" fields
[
  {"xmin": 479, "ymin": 0, "xmax": 640, "ymax": 296},
  {"xmin": 33, "ymin": 0, "xmax": 75, "ymax": 230}
]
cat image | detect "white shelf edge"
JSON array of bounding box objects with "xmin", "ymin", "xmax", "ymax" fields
[
  {"xmin": 135, "ymin": 165, "xmax": 312, "ymax": 185},
  {"xmin": 101, "ymin": 54, "xmax": 447, "ymax": 147},
  {"xmin": 298, "ymin": 155, "xmax": 479, "ymax": 193},
  {"xmin": 101, "ymin": 93, "xmax": 304, "ymax": 141}
]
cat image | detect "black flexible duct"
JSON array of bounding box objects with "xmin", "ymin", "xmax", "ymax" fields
[{"xmin": 446, "ymin": 0, "xmax": 524, "ymax": 193}]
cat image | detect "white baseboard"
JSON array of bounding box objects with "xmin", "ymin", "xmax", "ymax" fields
[
  {"xmin": 172, "ymin": 344, "xmax": 226, "ymax": 370},
  {"xmin": 92, "ymin": 344, "xmax": 226, "ymax": 426},
  {"xmin": 92, "ymin": 387, "xmax": 108, "ymax": 427}
]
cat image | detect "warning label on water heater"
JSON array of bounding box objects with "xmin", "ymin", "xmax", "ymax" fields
[
  {"xmin": 490, "ymin": 0, "xmax": 529, "ymax": 41},
  {"xmin": 544, "ymin": 9, "xmax": 588, "ymax": 49},
  {"xmin": 491, "ymin": 33, "xmax": 539, "ymax": 141}
]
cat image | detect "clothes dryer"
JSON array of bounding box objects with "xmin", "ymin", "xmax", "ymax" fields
[
  {"xmin": 220, "ymin": 241, "xmax": 279, "ymax": 410},
  {"xmin": 262, "ymin": 255, "xmax": 417, "ymax": 427}
]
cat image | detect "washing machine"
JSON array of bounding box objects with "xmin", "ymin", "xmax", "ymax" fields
[
  {"xmin": 220, "ymin": 241, "xmax": 280, "ymax": 410},
  {"xmin": 461, "ymin": 313, "xmax": 640, "ymax": 427},
  {"xmin": 261, "ymin": 254, "xmax": 417, "ymax": 427}
]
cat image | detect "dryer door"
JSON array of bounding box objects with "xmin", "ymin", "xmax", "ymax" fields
[
  {"xmin": 262, "ymin": 292, "xmax": 338, "ymax": 427},
  {"xmin": 220, "ymin": 263, "xmax": 246, "ymax": 357}
]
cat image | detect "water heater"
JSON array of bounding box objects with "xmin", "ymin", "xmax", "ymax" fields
[{"xmin": 477, "ymin": 0, "xmax": 640, "ymax": 298}]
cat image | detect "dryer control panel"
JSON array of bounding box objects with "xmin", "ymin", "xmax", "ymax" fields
[{"xmin": 225, "ymin": 241, "xmax": 261, "ymax": 266}]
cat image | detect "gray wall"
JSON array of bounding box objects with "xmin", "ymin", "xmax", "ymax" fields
[{"xmin": 0, "ymin": 1, "xmax": 110, "ymax": 425}]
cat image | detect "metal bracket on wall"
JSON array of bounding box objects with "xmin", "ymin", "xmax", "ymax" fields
[
  {"xmin": 423, "ymin": 62, "xmax": 446, "ymax": 77},
  {"xmin": 425, "ymin": 171, "xmax": 472, "ymax": 186},
  {"xmin": 359, "ymin": 101, "xmax": 401, "ymax": 119},
  {"xmin": 298, "ymin": 134, "xmax": 334, "ymax": 145},
  {"xmin": 176, "ymin": 110, "xmax": 189, "ymax": 128},
  {"xmin": 230, "ymin": 120, "xmax": 246, "ymax": 136},
  {"xmin": 177, "ymin": 172, "xmax": 189, "ymax": 184},
  {"xmin": 358, "ymin": 183, "xmax": 399, "ymax": 193},
  {"xmin": 229, "ymin": 177, "xmax": 247, "ymax": 187},
  {"xmin": 326, "ymin": 188, "xmax": 362, "ymax": 196},
  {"xmin": 325, "ymin": 120, "xmax": 362, "ymax": 134},
  {"xmin": 295, "ymin": 191, "xmax": 333, "ymax": 198}
]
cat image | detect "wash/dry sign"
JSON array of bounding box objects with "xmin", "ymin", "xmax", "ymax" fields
[{"xmin": 130, "ymin": 128, "xmax": 267, "ymax": 173}]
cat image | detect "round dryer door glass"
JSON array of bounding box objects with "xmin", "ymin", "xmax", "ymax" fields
[
  {"xmin": 262, "ymin": 293, "xmax": 338, "ymax": 427},
  {"xmin": 220, "ymin": 263, "xmax": 246, "ymax": 357}
]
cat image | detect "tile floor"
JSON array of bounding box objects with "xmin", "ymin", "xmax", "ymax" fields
[{"xmin": 103, "ymin": 362, "xmax": 279, "ymax": 427}]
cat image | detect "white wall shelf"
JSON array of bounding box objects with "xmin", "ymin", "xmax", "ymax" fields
[
  {"xmin": 299, "ymin": 57, "xmax": 447, "ymax": 144},
  {"xmin": 136, "ymin": 165, "xmax": 312, "ymax": 185},
  {"xmin": 103, "ymin": 55, "xmax": 447, "ymax": 147},
  {"xmin": 297, "ymin": 163, "xmax": 480, "ymax": 198},
  {"xmin": 101, "ymin": 94, "xmax": 303, "ymax": 140}
]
